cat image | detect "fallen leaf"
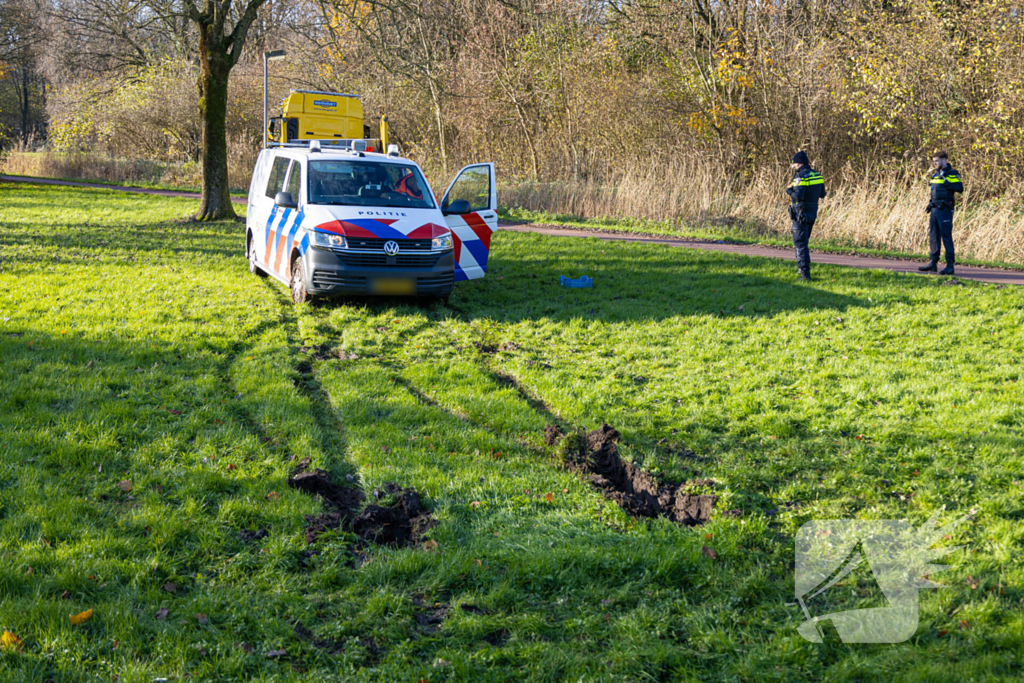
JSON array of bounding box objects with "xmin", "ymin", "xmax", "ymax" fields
[
  {"xmin": 704, "ymin": 533, "xmax": 714, "ymax": 540},
  {"xmin": 266, "ymin": 491, "xmax": 280, "ymax": 501},
  {"xmin": 69, "ymin": 608, "xmax": 93, "ymax": 625},
  {"xmin": 226, "ymin": 463, "xmax": 237, "ymax": 471},
  {"xmin": 265, "ymin": 649, "xmax": 287, "ymax": 658},
  {"xmin": 423, "ymin": 540, "xmax": 439, "ymax": 552},
  {"xmin": 1, "ymin": 631, "xmax": 23, "ymax": 652},
  {"xmin": 967, "ymin": 575, "xmax": 979, "ymax": 590},
  {"xmin": 562, "ymin": 488, "xmax": 568, "ymax": 494},
  {"xmin": 938, "ymin": 630, "xmax": 948, "ymax": 637},
  {"xmin": 162, "ymin": 582, "xmax": 178, "ymax": 594},
  {"xmin": 156, "ymin": 608, "xmax": 169, "ymax": 620},
  {"xmin": 473, "ymin": 559, "xmax": 483, "ymax": 566},
  {"xmin": 544, "ymin": 492, "xmax": 554, "ymax": 503},
  {"xmin": 469, "ymin": 501, "xmax": 481, "ymax": 509},
  {"xmin": 117, "ymin": 480, "xmax": 133, "ymax": 493},
  {"xmin": 168, "ymin": 409, "xmax": 182, "ymax": 416},
  {"xmin": 112, "ymin": 639, "xmax": 119, "ymax": 649},
  {"xmin": 195, "ymin": 613, "xmax": 208, "ymax": 625},
  {"xmin": 702, "ymin": 546, "xmax": 718, "ymax": 560}
]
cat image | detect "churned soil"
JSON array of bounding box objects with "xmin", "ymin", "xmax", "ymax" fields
[
  {"xmin": 352, "ymin": 484, "xmax": 437, "ymax": 546},
  {"xmin": 288, "ymin": 463, "xmax": 435, "ymax": 547},
  {"xmin": 555, "ymin": 424, "xmax": 717, "ymax": 526}
]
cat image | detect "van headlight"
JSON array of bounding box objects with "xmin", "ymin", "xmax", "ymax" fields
[
  {"xmin": 432, "ymin": 234, "xmax": 453, "ymax": 251},
  {"xmin": 311, "ymin": 231, "xmax": 346, "ymax": 250}
]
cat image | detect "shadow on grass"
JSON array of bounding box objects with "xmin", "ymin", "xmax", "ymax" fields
[{"xmin": 1, "ymin": 217, "xmax": 242, "ymax": 265}]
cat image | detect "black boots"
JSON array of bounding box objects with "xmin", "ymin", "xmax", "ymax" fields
[
  {"xmin": 918, "ymin": 261, "xmax": 938, "ymax": 272},
  {"xmin": 798, "ymin": 270, "xmax": 813, "ymax": 281},
  {"xmin": 940, "ymin": 263, "xmax": 955, "ymax": 275}
]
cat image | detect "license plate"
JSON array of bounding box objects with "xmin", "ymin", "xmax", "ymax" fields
[{"xmin": 371, "ymin": 278, "xmax": 416, "ymax": 295}]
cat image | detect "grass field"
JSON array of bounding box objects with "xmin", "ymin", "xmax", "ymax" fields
[{"xmin": 1, "ymin": 181, "xmax": 1023, "ymax": 682}]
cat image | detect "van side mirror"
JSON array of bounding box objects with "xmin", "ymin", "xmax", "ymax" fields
[
  {"xmin": 443, "ymin": 198, "xmax": 471, "ymax": 215},
  {"xmin": 275, "ymin": 191, "xmax": 297, "ymax": 208}
]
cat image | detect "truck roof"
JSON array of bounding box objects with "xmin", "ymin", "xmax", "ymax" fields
[{"xmin": 287, "ymin": 89, "xmax": 360, "ymax": 99}]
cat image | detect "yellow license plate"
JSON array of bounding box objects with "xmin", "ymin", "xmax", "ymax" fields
[{"xmin": 371, "ymin": 278, "xmax": 416, "ymax": 295}]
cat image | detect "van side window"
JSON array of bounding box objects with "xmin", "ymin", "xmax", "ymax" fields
[
  {"xmin": 443, "ymin": 165, "xmax": 490, "ymax": 212},
  {"xmin": 285, "ymin": 161, "xmax": 302, "ymax": 202},
  {"xmin": 265, "ymin": 156, "xmax": 290, "ymax": 199}
]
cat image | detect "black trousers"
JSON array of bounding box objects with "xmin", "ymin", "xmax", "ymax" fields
[
  {"xmin": 929, "ymin": 207, "xmax": 955, "ymax": 264},
  {"xmin": 791, "ymin": 209, "xmax": 816, "ymax": 273}
]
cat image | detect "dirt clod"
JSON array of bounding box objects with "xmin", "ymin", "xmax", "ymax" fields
[
  {"xmin": 239, "ymin": 528, "xmax": 269, "ymax": 542},
  {"xmin": 352, "ymin": 484, "xmax": 436, "ymax": 546},
  {"xmin": 544, "ymin": 424, "xmax": 564, "ymax": 446},
  {"xmin": 565, "ymin": 425, "xmax": 717, "ymax": 526},
  {"xmin": 288, "ymin": 469, "xmax": 364, "ymax": 519},
  {"xmin": 412, "ymin": 596, "xmax": 450, "ymax": 633}
]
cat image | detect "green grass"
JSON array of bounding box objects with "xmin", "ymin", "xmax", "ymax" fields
[
  {"xmin": 2, "ymin": 181, "xmax": 1023, "ymax": 681},
  {"xmin": 0, "ymin": 169, "xmax": 248, "ymax": 197},
  {"xmin": 499, "ymin": 206, "xmax": 1024, "ymax": 272}
]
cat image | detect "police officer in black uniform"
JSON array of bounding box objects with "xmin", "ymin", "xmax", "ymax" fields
[
  {"xmin": 786, "ymin": 151, "xmax": 827, "ymax": 281},
  {"xmin": 918, "ymin": 150, "xmax": 963, "ymax": 275}
]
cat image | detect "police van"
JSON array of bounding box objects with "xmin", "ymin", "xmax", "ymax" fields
[{"xmin": 246, "ymin": 139, "xmax": 496, "ymax": 303}]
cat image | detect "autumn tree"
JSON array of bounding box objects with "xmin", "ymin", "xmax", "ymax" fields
[{"xmin": 47, "ymin": 0, "xmax": 268, "ymax": 220}]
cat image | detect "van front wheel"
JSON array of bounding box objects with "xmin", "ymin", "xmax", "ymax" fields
[
  {"xmin": 248, "ymin": 237, "xmax": 267, "ymax": 278},
  {"xmin": 290, "ymin": 257, "xmax": 312, "ymax": 304}
]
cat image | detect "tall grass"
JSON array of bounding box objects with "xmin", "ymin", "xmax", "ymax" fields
[
  {"xmin": 6, "ymin": 146, "xmax": 1023, "ymax": 264},
  {"xmin": 1, "ymin": 137, "xmax": 257, "ymax": 193},
  {"xmin": 501, "ymin": 161, "xmax": 1024, "ymax": 265}
]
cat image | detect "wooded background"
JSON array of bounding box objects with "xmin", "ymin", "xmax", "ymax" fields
[{"xmin": 4, "ymin": 0, "xmax": 1024, "ymax": 257}]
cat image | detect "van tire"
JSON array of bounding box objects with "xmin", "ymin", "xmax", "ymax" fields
[
  {"xmin": 290, "ymin": 256, "xmax": 311, "ymax": 304},
  {"xmin": 248, "ymin": 235, "xmax": 267, "ymax": 278}
]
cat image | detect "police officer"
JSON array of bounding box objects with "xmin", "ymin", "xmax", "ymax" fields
[
  {"xmin": 786, "ymin": 151, "xmax": 827, "ymax": 281},
  {"xmin": 918, "ymin": 151, "xmax": 963, "ymax": 275}
]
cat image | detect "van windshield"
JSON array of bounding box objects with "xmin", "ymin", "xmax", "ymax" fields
[{"xmin": 308, "ymin": 160, "xmax": 435, "ymax": 209}]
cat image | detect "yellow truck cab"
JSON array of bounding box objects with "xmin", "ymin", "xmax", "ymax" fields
[{"xmin": 268, "ymin": 90, "xmax": 382, "ymax": 150}]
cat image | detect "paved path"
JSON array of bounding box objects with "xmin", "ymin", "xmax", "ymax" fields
[
  {"xmin": 4, "ymin": 174, "xmax": 1021, "ymax": 285},
  {"xmin": 1, "ymin": 175, "xmax": 246, "ymax": 204},
  {"xmin": 498, "ymin": 223, "xmax": 1024, "ymax": 286}
]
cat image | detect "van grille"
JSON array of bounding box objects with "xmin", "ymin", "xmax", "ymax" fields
[
  {"xmin": 311, "ymin": 271, "xmax": 368, "ymax": 288},
  {"xmin": 346, "ymin": 238, "xmax": 433, "ymax": 252},
  {"xmin": 417, "ymin": 274, "xmax": 454, "ymax": 288},
  {"xmin": 336, "ymin": 252, "xmax": 440, "ymax": 268}
]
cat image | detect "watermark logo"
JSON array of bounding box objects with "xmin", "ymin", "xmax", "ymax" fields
[{"xmin": 793, "ymin": 507, "xmax": 973, "ymax": 643}]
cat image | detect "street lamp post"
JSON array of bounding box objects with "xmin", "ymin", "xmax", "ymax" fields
[{"xmin": 263, "ymin": 50, "xmax": 286, "ymax": 148}]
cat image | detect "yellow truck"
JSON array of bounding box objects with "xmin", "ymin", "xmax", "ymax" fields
[{"xmin": 267, "ymin": 90, "xmax": 389, "ymax": 152}]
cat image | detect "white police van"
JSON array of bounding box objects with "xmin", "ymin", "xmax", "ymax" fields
[{"xmin": 245, "ymin": 140, "xmax": 497, "ymax": 303}]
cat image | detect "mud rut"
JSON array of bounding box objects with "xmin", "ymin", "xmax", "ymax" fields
[{"xmin": 258, "ymin": 293, "xmax": 719, "ymax": 655}]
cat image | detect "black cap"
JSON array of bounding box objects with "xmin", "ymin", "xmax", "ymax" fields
[{"xmin": 792, "ymin": 151, "xmax": 809, "ymax": 165}]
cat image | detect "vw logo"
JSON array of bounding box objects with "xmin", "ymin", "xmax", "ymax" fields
[{"xmin": 383, "ymin": 240, "xmax": 400, "ymax": 256}]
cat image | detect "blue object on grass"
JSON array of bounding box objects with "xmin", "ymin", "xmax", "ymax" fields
[{"xmin": 560, "ymin": 275, "xmax": 593, "ymax": 288}]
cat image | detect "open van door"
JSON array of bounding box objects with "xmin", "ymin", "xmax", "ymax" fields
[{"xmin": 440, "ymin": 163, "xmax": 497, "ymax": 281}]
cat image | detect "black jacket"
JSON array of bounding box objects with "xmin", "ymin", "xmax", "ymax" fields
[
  {"xmin": 786, "ymin": 165, "xmax": 827, "ymax": 206},
  {"xmin": 930, "ymin": 165, "xmax": 963, "ymax": 209}
]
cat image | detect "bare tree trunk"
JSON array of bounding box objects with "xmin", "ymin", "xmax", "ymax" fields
[
  {"xmin": 196, "ymin": 43, "xmax": 234, "ymax": 221},
  {"xmin": 428, "ymin": 78, "xmax": 448, "ymax": 175},
  {"xmin": 18, "ymin": 66, "xmax": 30, "ymax": 145}
]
